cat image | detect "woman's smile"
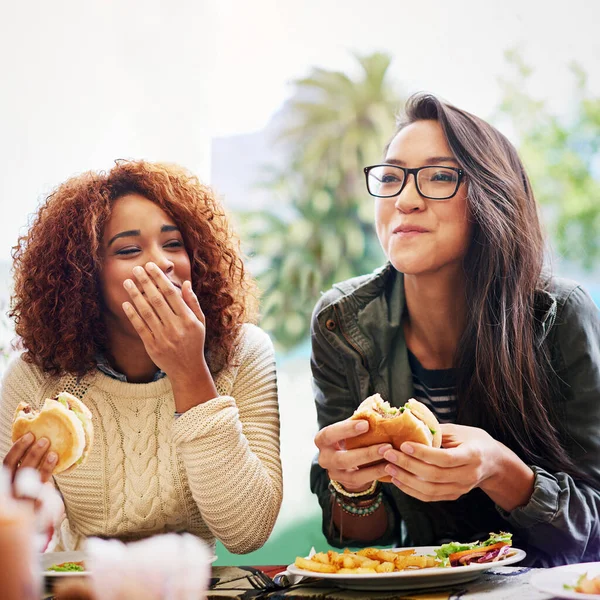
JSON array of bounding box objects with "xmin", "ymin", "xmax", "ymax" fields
[{"xmin": 392, "ymin": 223, "xmax": 431, "ymax": 238}]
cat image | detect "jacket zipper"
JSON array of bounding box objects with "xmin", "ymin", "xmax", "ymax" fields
[{"xmin": 332, "ymin": 304, "xmax": 368, "ymax": 369}]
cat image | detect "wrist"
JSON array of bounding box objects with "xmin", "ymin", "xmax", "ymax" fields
[
  {"xmin": 341, "ymin": 483, "xmax": 374, "ymax": 494},
  {"xmin": 482, "ymin": 439, "xmax": 507, "ymax": 487},
  {"xmin": 334, "ymin": 491, "xmax": 384, "ymax": 517},
  {"xmin": 329, "ymin": 479, "xmax": 379, "ymax": 497},
  {"xmin": 169, "ymin": 358, "xmax": 212, "ymax": 388},
  {"xmin": 171, "ymin": 363, "xmax": 218, "ymax": 411},
  {"xmin": 481, "ymin": 443, "xmax": 535, "ymax": 511}
]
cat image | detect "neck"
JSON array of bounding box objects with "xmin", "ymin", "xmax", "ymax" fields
[
  {"xmin": 403, "ymin": 266, "xmax": 467, "ymax": 370},
  {"xmin": 104, "ymin": 327, "xmax": 159, "ymax": 384}
]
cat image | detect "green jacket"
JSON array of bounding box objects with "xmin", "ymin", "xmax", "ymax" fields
[{"xmin": 310, "ymin": 264, "xmax": 600, "ymax": 567}]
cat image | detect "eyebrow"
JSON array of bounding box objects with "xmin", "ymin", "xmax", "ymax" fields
[
  {"xmin": 107, "ymin": 224, "xmax": 180, "ymax": 247},
  {"xmin": 385, "ymin": 156, "xmax": 458, "ymax": 166}
]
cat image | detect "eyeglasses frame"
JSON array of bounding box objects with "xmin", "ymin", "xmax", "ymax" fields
[{"xmin": 364, "ymin": 164, "xmax": 465, "ymax": 200}]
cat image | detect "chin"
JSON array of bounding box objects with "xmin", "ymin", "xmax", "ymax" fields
[
  {"xmin": 388, "ymin": 251, "xmax": 432, "ymax": 275},
  {"xmin": 389, "ymin": 253, "xmax": 466, "ymax": 277},
  {"xmin": 392, "ymin": 263, "xmax": 433, "ymax": 276}
]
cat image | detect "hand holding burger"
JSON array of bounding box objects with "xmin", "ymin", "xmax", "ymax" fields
[
  {"xmin": 345, "ymin": 394, "xmax": 441, "ymax": 482},
  {"xmin": 381, "ymin": 421, "xmax": 532, "ymax": 507},
  {"xmin": 314, "ymin": 393, "xmax": 442, "ymax": 492},
  {"xmin": 6, "ymin": 392, "xmax": 94, "ymax": 478}
]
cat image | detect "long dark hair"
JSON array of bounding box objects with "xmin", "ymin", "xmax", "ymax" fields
[{"xmin": 396, "ymin": 93, "xmax": 584, "ymax": 480}]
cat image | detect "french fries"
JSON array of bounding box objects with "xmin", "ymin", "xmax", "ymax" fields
[
  {"xmin": 294, "ymin": 548, "xmax": 440, "ymax": 575},
  {"xmin": 294, "ymin": 556, "xmax": 337, "ymax": 574}
]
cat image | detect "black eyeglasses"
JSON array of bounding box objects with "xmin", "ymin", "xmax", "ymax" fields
[{"xmin": 364, "ymin": 164, "xmax": 465, "ymax": 200}]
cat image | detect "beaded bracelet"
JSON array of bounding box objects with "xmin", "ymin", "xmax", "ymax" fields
[
  {"xmin": 335, "ymin": 491, "xmax": 383, "ymax": 517},
  {"xmin": 328, "ymin": 479, "xmax": 379, "ymax": 499}
]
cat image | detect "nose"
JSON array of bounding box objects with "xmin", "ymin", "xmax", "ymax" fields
[
  {"xmin": 149, "ymin": 246, "xmax": 174, "ymax": 274},
  {"xmin": 394, "ymin": 173, "xmax": 425, "ymax": 213}
]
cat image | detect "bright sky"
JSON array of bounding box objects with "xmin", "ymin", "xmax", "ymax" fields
[{"xmin": 1, "ymin": 0, "xmax": 599, "ymax": 261}]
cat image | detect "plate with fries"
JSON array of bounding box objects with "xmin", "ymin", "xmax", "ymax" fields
[{"xmin": 288, "ymin": 546, "xmax": 526, "ymax": 591}]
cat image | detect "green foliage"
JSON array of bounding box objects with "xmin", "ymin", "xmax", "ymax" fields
[
  {"xmin": 241, "ymin": 52, "xmax": 401, "ymax": 350},
  {"xmin": 496, "ymin": 51, "xmax": 600, "ymax": 269}
]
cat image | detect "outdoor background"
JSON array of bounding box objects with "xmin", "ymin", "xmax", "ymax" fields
[{"xmin": 1, "ymin": 0, "xmax": 599, "ymax": 565}]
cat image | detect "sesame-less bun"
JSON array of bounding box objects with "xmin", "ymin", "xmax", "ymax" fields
[
  {"xmin": 11, "ymin": 392, "xmax": 93, "ymax": 475},
  {"xmin": 345, "ymin": 394, "xmax": 442, "ymax": 482}
]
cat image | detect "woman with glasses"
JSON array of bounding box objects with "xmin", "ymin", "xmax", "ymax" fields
[
  {"xmin": 0, "ymin": 160, "xmax": 282, "ymax": 553},
  {"xmin": 310, "ymin": 93, "xmax": 600, "ymax": 566}
]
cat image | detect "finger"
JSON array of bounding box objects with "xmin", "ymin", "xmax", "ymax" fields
[
  {"xmin": 40, "ymin": 457, "xmax": 58, "ymax": 482},
  {"xmin": 388, "ymin": 468, "xmax": 459, "ymax": 502},
  {"xmin": 123, "ymin": 278, "xmax": 162, "ymax": 331},
  {"xmin": 19, "ymin": 437, "xmax": 51, "ymax": 469},
  {"xmin": 38, "ymin": 452, "xmax": 58, "ymax": 483},
  {"xmin": 122, "ymin": 301, "xmax": 154, "ymax": 345},
  {"xmin": 131, "ymin": 266, "xmax": 176, "ymax": 322},
  {"xmin": 328, "ymin": 443, "xmax": 393, "ymax": 471},
  {"xmin": 398, "ymin": 442, "xmax": 470, "ymax": 468},
  {"xmin": 329, "ymin": 463, "xmax": 390, "ymax": 490},
  {"xmin": 314, "ymin": 419, "xmax": 369, "ymax": 449},
  {"xmin": 182, "ymin": 281, "xmax": 205, "ymax": 325},
  {"xmin": 383, "ymin": 448, "xmax": 463, "ymax": 483},
  {"xmin": 2, "ymin": 433, "xmax": 35, "ymax": 473},
  {"xmin": 144, "ymin": 263, "xmax": 189, "ymax": 317}
]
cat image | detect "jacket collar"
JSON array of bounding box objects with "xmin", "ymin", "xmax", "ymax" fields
[
  {"xmin": 327, "ymin": 264, "xmax": 559, "ymax": 402},
  {"xmin": 328, "ymin": 264, "xmax": 412, "ymax": 406},
  {"xmin": 332, "ymin": 264, "xmax": 559, "ymax": 337}
]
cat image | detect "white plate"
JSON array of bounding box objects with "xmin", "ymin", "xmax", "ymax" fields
[
  {"xmin": 41, "ymin": 551, "xmax": 88, "ymax": 577},
  {"xmin": 41, "ymin": 550, "xmax": 218, "ymax": 578},
  {"xmin": 530, "ymin": 562, "xmax": 600, "ymax": 599},
  {"xmin": 287, "ymin": 545, "xmax": 526, "ymax": 591}
]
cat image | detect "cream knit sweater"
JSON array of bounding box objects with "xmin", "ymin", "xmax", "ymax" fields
[{"xmin": 0, "ymin": 324, "xmax": 282, "ymax": 554}]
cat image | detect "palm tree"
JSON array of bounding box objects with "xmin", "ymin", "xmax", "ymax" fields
[{"xmin": 241, "ymin": 52, "xmax": 402, "ymax": 350}]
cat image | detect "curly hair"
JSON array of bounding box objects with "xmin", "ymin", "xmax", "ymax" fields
[{"xmin": 11, "ymin": 160, "xmax": 258, "ymax": 376}]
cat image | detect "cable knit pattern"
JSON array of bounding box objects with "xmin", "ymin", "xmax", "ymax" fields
[{"xmin": 0, "ymin": 324, "xmax": 282, "ymax": 554}]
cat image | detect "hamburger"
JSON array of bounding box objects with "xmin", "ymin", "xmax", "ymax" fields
[
  {"xmin": 12, "ymin": 392, "xmax": 94, "ymax": 475},
  {"xmin": 345, "ymin": 394, "xmax": 441, "ymax": 482}
]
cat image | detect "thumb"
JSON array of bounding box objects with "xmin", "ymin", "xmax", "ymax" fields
[{"xmin": 183, "ymin": 281, "xmax": 205, "ymax": 325}]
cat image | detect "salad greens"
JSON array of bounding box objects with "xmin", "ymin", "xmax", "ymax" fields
[
  {"xmin": 435, "ymin": 532, "xmax": 513, "ymax": 567},
  {"xmin": 47, "ymin": 561, "xmax": 85, "ymax": 572}
]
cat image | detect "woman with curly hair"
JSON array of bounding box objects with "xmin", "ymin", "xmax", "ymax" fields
[{"xmin": 0, "ymin": 160, "xmax": 282, "ymax": 553}]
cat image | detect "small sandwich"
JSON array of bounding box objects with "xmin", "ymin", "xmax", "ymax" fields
[
  {"xmin": 345, "ymin": 394, "xmax": 441, "ymax": 482},
  {"xmin": 12, "ymin": 392, "xmax": 94, "ymax": 475}
]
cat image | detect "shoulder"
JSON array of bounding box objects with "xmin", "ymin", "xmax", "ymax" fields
[
  {"xmin": 2, "ymin": 354, "xmax": 48, "ymax": 390},
  {"xmin": 544, "ymin": 277, "xmax": 600, "ymax": 370},
  {"xmin": 547, "ymin": 277, "xmax": 599, "ymax": 325},
  {"xmin": 221, "ymin": 324, "xmax": 277, "ymax": 397},
  {"xmin": 232, "ymin": 323, "xmax": 275, "ymax": 363},
  {"xmin": 312, "ymin": 264, "xmax": 394, "ymax": 319},
  {"xmin": 1, "ymin": 354, "xmax": 55, "ymax": 412}
]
